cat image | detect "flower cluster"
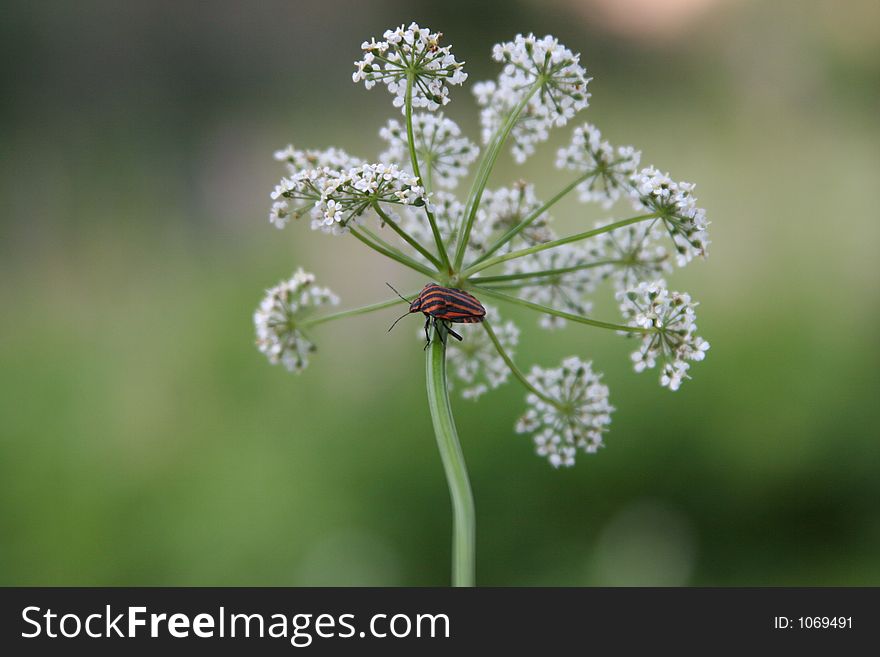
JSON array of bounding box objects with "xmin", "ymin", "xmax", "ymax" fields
[
  {"xmin": 619, "ymin": 281, "xmax": 710, "ymax": 391},
  {"xmin": 271, "ymin": 163, "xmax": 428, "ymax": 235},
  {"xmin": 379, "ymin": 114, "xmax": 478, "ymax": 189},
  {"xmin": 254, "ymin": 269, "xmax": 339, "ymax": 373},
  {"xmin": 475, "ymin": 34, "xmax": 590, "ymax": 163},
  {"xmin": 446, "ymin": 306, "xmax": 520, "ymax": 400},
  {"xmin": 274, "ymin": 145, "xmax": 362, "ymax": 176},
  {"xmin": 515, "ymin": 357, "xmax": 612, "ymax": 467},
  {"xmin": 632, "ymin": 167, "xmax": 710, "ymax": 266},
  {"xmin": 556, "ymin": 123, "xmax": 641, "ymax": 208},
  {"xmin": 353, "ymin": 23, "xmax": 467, "ymax": 111}
]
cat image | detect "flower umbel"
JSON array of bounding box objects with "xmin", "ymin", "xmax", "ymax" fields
[
  {"xmin": 254, "ymin": 269, "xmax": 339, "ymax": 373},
  {"xmin": 353, "ymin": 23, "xmax": 467, "ymax": 112},
  {"xmin": 475, "ymin": 34, "xmax": 591, "ymax": 163},
  {"xmin": 556, "ymin": 123, "xmax": 641, "ymax": 208},
  {"xmin": 632, "ymin": 167, "xmax": 710, "ymax": 266},
  {"xmin": 619, "ymin": 281, "xmax": 710, "ymax": 390},
  {"xmin": 515, "ymin": 357, "xmax": 613, "ymax": 467}
]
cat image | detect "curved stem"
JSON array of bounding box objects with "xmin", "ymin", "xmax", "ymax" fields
[
  {"xmin": 426, "ymin": 326, "xmax": 475, "ymax": 587},
  {"xmin": 470, "ymin": 169, "xmax": 598, "ymax": 266},
  {"xmin": 481, "ymin": 321, "xmax": 559, "ymax": 408},
  {"xmin": 454, "ymin": 82, "xmax": 542, "ymax": 269},
  {"xmin": 350, "ymin": 227, "xmax": 438, "ymax": 278},
  {"xmin": 372, "ymin": 202, "xmax": 442, "ymax": 269},
  {"xmin": 406, "ymin": 73, "xmax": 451, "ymax": 272},
  {"xmin": 474, "ymin": 286, "xmax": 654, "ymax": 334},
  {"xmin": 463, "ymin": 213, "xmax": 660, "ymax": 277}
]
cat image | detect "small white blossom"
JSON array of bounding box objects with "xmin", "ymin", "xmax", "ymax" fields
[
  {"xmin": 445, "ymin": 305, "xmax": 519, "ymax": 400},
  {"xmin": 269, "ymin": 167, "xmax": 338, "ymax": 228},
  {"xmin": 515, "ymin": 357, "xmax": 613, "ymax": 467},
  {"xmin": 556, "ymin": 123, "xmax": 641, "ymax": 208},
  {"xmin": 632, "ymin": 167, "xmax": 710, "ymax": 266},
  {"xmin": 273, "ymin": 145, "xmax": 362, "ymax": 176},
  {"xmin": 254, "ymin": 269, "xmax": 340, "ymax": 373},
  {"xmin": 379, "ymin": 113, "xmax": 478, "ymax": 188},
  {"xmin": 618, "ymin": 280, "xmax": 710, "ymax": 390},
  {"xmin": 353, "ymin": 23, "xmax": 467, "ymax": 112},
  {"xmin": 592, "ymin": 220, "xmax": 672, "ymax": 293},
  {"xmin": 501, "ymin": 244, "xmax": 598, "ymax": 329},
  {"xmin": 475, "ymin": 34, "xmax": 591, "ymax": 163}
]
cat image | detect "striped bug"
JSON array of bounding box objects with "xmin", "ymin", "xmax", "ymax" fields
[{"xmin": 387, "ymin": 283, "xmax": 486, "ymax": 347}]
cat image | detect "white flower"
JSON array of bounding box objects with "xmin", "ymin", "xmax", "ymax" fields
[
  {"xmin": 445, "ymin": 305, "xmax": 519, "ymax": 400},
  {"xmin": 618, "ymin": 280, "xmax": 710, "ymax": 390},
  {"xmin": 515, "ymin": 357, "xmax": 613, "ymax": 467},
  {"xmin": 353, "ymin": 23, "xmax": 467, "ymax": 112},
  {"xmin": 254, "ymin": 269, "xmax": 340, "ymax": 373},
  {"xmin": 273, "ymin": 145, "xmax": 362, "ymax": 176},
  {"xmin": 379, "ymin": 113, "xmax": 478, "ymax": 189},
  {"xmin": 631, "ymin": 167, "xmax": 710, "ymax": 266},
  {"xmin": 556, "ymin": 123, "xmax": 641, "ymax": 208},
  {"xmin": 501, "ymin": 244, "xmax": 598, "ymax": 329},
  {"xmin": 475, "ymin": 34, "xmax": 591, "ymax": 163},
  {"xmin": 591, "ymin": 219, "xmax": 672, "ymax": 293}
]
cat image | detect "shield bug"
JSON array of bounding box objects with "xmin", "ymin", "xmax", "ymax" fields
[{"xmin": 387, "ymin": 283, "xmax": 486, "ymax": 346}]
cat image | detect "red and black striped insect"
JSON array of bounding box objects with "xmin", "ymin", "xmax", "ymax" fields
[{"xmin": 387, "ymin": 283, "xmax": 486, "ymax": 346}]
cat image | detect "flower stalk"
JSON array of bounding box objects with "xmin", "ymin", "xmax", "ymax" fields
[{"xmin": 425, "ymin": 327, "xmax": 475, "ymax": 587}]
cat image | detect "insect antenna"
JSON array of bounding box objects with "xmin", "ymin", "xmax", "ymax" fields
[
  {"xmin": 387, "ymin": 310, "xmax": 412, "ymax": 333},
  {"xmin": 385, "ymin": 282, "xmax": 412, "ymax": 303}
]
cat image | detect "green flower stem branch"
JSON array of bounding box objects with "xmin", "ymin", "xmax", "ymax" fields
[
  {"xmin": 406, "ymin": 73, "xmax": 452, "ymax": 272},
  {"xmin": 300, "ymin": 295, "xmax": 415, "ymax": 328},
  {"xmin": 474, "ymin": 259, "xmax": 624, "ymax": 285},
  {"xmin": 371, "ymin": 202, "xmax": 442, "ymax": 269},
  {"xmin": 473, "ymin": 168, "xmax": 599, "ymax": 264},
  {"xmin": 482, "ymin": 321, "xmax": 559, "ymax": 407},
  {"xmin": 426, "ymin": 326, "xmax": 476, "ymax": 587},
  {"xmin": 475, "ymin": 286, "xmax": 655, "ymax": 334},
  {"xmin": 462, "ymin": 213, "xmax": 661, "ymax": 277},
  {"xmin": 349, "ymin": 227, "xmax": 438, "ymax": 278},
  {"xmin": 454, "ymin": 82, "xmax": 542, "ymax": 269}
]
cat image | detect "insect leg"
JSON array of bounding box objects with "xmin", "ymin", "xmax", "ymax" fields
[
  {"xmin": 446, "ymin": 323, "xmax": 463, "ymax": 342},
  {"xmin": 423, "ymin": 316, "xmax": 432, "ymax": 349}
]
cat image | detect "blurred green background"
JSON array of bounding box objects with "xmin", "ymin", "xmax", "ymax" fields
[{"xmin": 2, "ymin": 0, "xmax": 878, "ymax": 586}]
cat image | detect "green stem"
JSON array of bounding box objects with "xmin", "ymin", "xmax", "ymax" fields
[
  {"xmin": 372, "ymin": 202, "xmax": 442, "ymax": 269},
  {"xmin": 481, "ymin": 321, "xmax": 559, "ymax": 407},
  {"xmin": 454, "ymin": 81, "xmax": 542, "ymax": 269},
  {"xmin": 406, "ymin": 73, "xmax": 452, "ymax": 272},
  {"xmin": 426, "ymin": 326, "xmax": 475, "ymax": 587},
  {"xmin": 462, "ymin": 213, "xmax": 660, "ymax": 277},
  {"xmin": 301, "ymin": 296, "xmax": 411, "ymax": 328},
  {"xmin": 474, "ymin": 259, "xmax": 622, "ymax": 284},
  {"xmin": 475, "ymin": 286, "xmax": 654, "ymax": 334},
  {"xmin": 471, "ymin": 169, "xmax": 598, "ymax": 266},
  {"xmin": 350, "ymin": 227, "xmax": 438, "ymax": 278}
]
